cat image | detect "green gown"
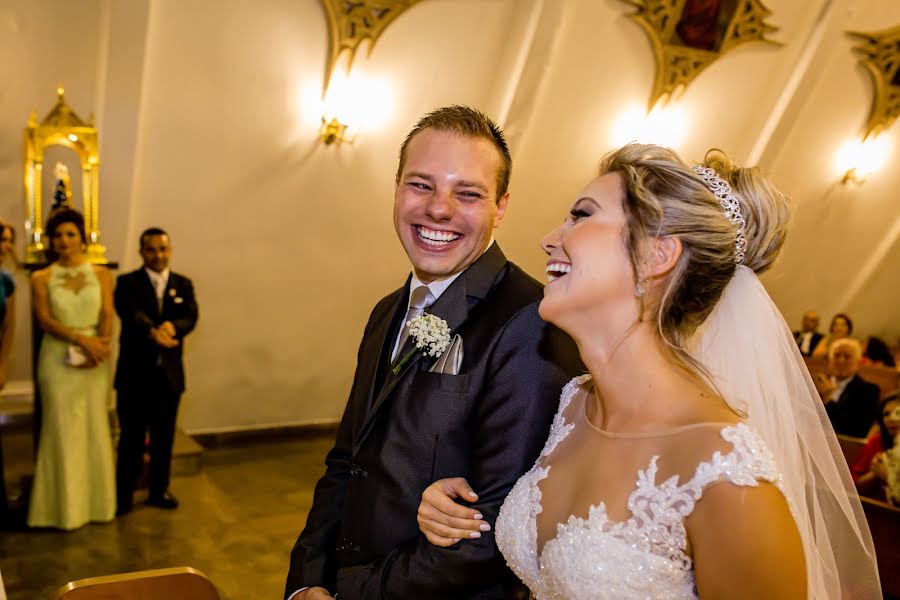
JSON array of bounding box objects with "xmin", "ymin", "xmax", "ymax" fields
[{"xmin": 27, "ymin": 263, "xmax": 116, "ymax": 529}]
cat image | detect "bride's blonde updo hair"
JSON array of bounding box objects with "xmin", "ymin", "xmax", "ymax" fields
[{"xmin": 599, "ymin": 143, "xmax": 791, "ymax": 363}]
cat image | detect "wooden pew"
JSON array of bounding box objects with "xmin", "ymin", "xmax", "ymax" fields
[
  {"xmin": 858, "ymin": 365, "xmax": 900, "ymax": 399},
  {"xmin": 804, "ymin": 356, "xmax": 828, "ymax": 376},
  {"xmin": 861, "ymin": 497, "xmax": 900, "ymax": 599},
  {"xmin": 837, "ymin": 434, "xmax": 868, "ymax": 467},
  {"xmin": 54, "ymin": 567, "xmax": 220, "ymax": 600}
]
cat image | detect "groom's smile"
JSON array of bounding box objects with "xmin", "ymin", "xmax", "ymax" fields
[
  {"xmin": 413, "ymin": 225, "xmax": 462, "ymax": 249},
  {"xmin": 394, "ymin": 128, "xmax": 509, "ymax": 283}
]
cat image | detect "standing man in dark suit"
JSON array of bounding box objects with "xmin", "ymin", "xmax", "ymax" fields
[
  {"xmin": 814, "ymin": 338, "xmax": 880, "ymax": 437},
  {"xmin": 794, "ymin": 310, "xmax": 823, "ymax": 357},
  {"xmin": 114, "ymin": 228, "xmax": 198, "ymax": 514},
  {"xmin": 285, "ymin": 106, "xmax": 580, "ymax": 600}
]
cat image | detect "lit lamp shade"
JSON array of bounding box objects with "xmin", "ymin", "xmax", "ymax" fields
[
  {"xmin": 610, "ymin": 103, "xmax": 689, "ymax": 150},
  {"xmin": 319, "ymin": 71, "xmax": 393, "ymax": 144},
  {"xmin": 835, "ymin": 136, "xmax": 890, "ymax": 184}
]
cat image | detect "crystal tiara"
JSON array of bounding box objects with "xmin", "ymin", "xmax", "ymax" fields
[{"xmin": 692, "ymin": 165, "xmax": 747, "ymax": 264}]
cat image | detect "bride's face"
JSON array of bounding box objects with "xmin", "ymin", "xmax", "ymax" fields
[{"xmin": 539, "ymin": 173, "xmax": 637, "ymax": 332}]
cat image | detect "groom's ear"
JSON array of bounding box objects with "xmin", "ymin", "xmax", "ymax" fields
[
  {"xmin": 493, "ymin": 192, "xmax": 510, "ymax": 228},
  {"xmin": 647, "ymin": 236, "xmax": 681, "ymax": 279}
]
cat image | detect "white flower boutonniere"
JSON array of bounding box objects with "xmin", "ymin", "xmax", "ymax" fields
[{"xmin": 393, "ymin": 314, "xmax": 451, "ymax": 375}]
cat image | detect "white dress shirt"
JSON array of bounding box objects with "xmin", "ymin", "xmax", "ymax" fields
[
  {"xmin": 827, "ymin": 375, "xmax": 853, "ymax": 404},
  {"xmin": 799, "ymin": 331, "xmax": 814, "ymax": 355},
  {"xmin": 145, "ymin": 267, "xmax": 170, "ymax": 311}
]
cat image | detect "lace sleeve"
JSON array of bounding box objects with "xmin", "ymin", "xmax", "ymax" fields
[
  {"xmin": 691, "ymin": 424, "xmax": 784, "ymax": 492},
  {"xmin": 538, "ymin": 375, "xmax": 590, "ymax": 459}
]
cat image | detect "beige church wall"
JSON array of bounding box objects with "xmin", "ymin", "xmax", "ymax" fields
[
  {"xmin": 125, "ymin": 0, "xmax": 523, "ymax": 432},
  {"xmin": 762, "ymin": 0, "xmax": 900, "ymax": 344},
  {"xmin": 3, "ymin": 0, "xmax": 899, "ymax": 430},
  {"xmin": 497, "ymin": 0, "xmax": 835, "ymax": 281}
]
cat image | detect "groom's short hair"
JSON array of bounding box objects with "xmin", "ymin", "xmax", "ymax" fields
[
  {"xmin": 139, "ymin": 227, "xmax": 169, "ymax": 248},
  {"xmin": 396, "ymin": 105, "xmax": 512, "ymax": 203}
]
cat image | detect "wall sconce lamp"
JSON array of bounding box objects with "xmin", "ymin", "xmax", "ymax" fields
[
  {"xmin": 314, "ymin": 0, "xmax": 419, "ymax": 146},
  {"xmin": 838, "ymin": 26, "xmax": 900, "ymax": 183},
  {"xmin": 315, "ymin": 70, "xmax": 391, "ymax": 146},
  {"xmin": 320, "ymin": 117, "xmax": 349, "ymax": 145},
  {"xmin": 835, "ymin": 136, "xmax": 890, "ymax": 185}
]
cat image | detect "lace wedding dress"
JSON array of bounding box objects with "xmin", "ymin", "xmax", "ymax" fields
[{"xmin": 495, "ymin": 375, "xmax": 783, "ymax": 599}]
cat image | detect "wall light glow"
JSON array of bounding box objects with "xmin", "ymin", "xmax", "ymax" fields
[
  {"xmin": 835, "ymin": 136, "xmax": 890, "ymax": 184},
  {"xmin": 610, "ymin": 104, "xmax": 689, "ymax": 150},
  {"xmin": 321, "ymin": 70, "xmax": 392, "ymax": 134},
  {"xmin": 297, "ymin": 71, "xmax": 394, "ymax": 145}
]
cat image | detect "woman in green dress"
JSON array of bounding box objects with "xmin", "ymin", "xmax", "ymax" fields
[{"xmin": 27, "ymin": 208, "xmax": 116, "ymax": 529}]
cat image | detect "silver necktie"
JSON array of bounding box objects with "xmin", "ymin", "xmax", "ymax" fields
[{"xmin": 393, "ymin": 286, "xmax": 435, "ymax": 361}]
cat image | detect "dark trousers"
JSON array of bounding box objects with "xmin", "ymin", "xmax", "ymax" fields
[{"xmin": 115, "ymin": 369, "xmax": 181, "ymax": 508}]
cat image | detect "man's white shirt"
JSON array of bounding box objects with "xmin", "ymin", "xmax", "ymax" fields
[
  {"xmin": 145, "ymin": 267, "xmax": 170, "ymax": 310},
  {"xmin": 799, "ymin": 331, "xmax": 814, "ymax": 355}
]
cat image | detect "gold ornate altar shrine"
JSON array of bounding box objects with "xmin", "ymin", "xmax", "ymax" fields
[{"xmin": 23, "ymin": 88, "xmax": 107, "ymax": 264}]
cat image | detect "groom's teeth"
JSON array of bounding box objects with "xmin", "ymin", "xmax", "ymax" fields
[{"xmin": 417, "ymin": 227, "xmax": 461, "ymax": 244}]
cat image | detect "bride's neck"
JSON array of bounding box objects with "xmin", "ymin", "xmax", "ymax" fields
[{"xmin": 572, "ymin": 318, "xmax": 689, "ymax": 429}]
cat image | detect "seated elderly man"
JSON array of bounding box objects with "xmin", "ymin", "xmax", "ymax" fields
[{"xmin": 814, "ymin": 338, "xmax": 881, "ymax": 438}]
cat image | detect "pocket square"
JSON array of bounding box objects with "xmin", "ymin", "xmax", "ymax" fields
[{"xmin": 430, "ymin": 334, "xmax": 463, "ymax": 375}]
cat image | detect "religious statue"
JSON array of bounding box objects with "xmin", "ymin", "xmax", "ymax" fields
[{"xmin": 51, "ymin": 161, "xmax": 72, "ymax": 211}]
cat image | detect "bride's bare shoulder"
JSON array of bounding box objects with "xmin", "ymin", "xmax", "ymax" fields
[{"xmin": 688, "ymin": 477, "xmax": 805, "ymax": 599}]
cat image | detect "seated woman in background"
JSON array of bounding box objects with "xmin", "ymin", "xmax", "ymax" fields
[
  {"xmin": 27, "ymin": 208, "xmax": 116, "ymax": 530},
  {"xmin": 811, "ymin": 312, "xmax": 852, "ymax": 358},
  {"xmin": 0, "ymin": 220, "xmax": 15, "ymax": 524},
  {"xmin": 0, "ymin": 220, "xmax": 16, "ymax": 388},
  {"xmin": 861, "ymin": 335, "xmax": 896, "ymax": 368},
  {"xmin": 852, "ymin": 393, "xmax": 900, "ymax": 501}
]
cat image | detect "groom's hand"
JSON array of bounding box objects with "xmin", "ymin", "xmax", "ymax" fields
[
  {"xmin": 295, "ymin": 587, "xmax": 334, "ymax": 600},
  {"xmin": 417, "ymin": 477, "xmax": 491, "ymax": 547}
]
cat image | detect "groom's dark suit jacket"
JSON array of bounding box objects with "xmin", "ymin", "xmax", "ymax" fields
[{"xmin": 286, "ymin": 244, "xmax": 581, "ymax": 599}]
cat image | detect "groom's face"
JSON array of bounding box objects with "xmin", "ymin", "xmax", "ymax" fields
[{"xmin": 394, "ymin": 129, "xmax": 508, "ymax": 283}]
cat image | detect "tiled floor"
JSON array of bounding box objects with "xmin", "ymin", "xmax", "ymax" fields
[{"xmin": 0, "ymin": 432, "xmax": 335, "ymax": 600}]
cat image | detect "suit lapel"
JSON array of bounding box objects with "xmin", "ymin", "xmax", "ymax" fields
[
  {"xmin": 137, "ymin": 269, "xmax": 161, "ymax": 316},
  {"xmin": 160, "ymin": 274, "xmax": 178, "ymax": 317},
  {"xmin": 365, "ymin": 284, "xmax": 409, "ymax": 414},
  {"xmin": 353, "ymin": 244, "xmax": 509, "ymax": 452}
]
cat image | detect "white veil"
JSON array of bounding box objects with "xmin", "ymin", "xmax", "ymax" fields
[{"xmin": 689, "ymin": 266, "xmax": 881, "ymax": 599}]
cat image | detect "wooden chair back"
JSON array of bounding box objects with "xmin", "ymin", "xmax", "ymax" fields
[
  {"xmin": 861, "ymin": 496, "xmax": 900, "ymax": 598},
  {"xmin": 804, "ymin": 356, "xmax": 828, "ymax": 377},
  {"xmin": 858, "ymin": 366, "xmax": 900, "ymax": 399},
  {"xmin": 836, "ymin": 434, "xmax": 868, "ymax": 467},
  {"xmin": 54, "ymin": 567, "xmax": 220, "ymax": 600}
]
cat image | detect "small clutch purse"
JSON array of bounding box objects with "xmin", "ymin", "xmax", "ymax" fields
[{"xmin": 64, "ymin": 344, "xmax": 88, "ymax": 367}]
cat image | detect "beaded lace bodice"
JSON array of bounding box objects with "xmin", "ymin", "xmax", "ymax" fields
[{"xmin": 495, "ymin": 375, "xmax": 784, "ymax": 599}]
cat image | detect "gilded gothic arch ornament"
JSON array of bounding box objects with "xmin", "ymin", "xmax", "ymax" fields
[
  {"xmin": 320, "ymin": 0, "xmax": 423, "ymax": 91},
  {"xmin": 623, "ymin": 0, "xmax": 779, "ymax": 109},
  {"xmin": 848, "ymin": 24, "xmax": 900, "ymax": 139},
  {"xmin": 23, "ymin": 88, "xmax": 106, "ymax": 264}
]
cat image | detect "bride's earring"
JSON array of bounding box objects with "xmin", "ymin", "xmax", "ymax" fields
[{"xmin": 634, "ymin": 279, "xmax": 646, "ymax": 298}]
